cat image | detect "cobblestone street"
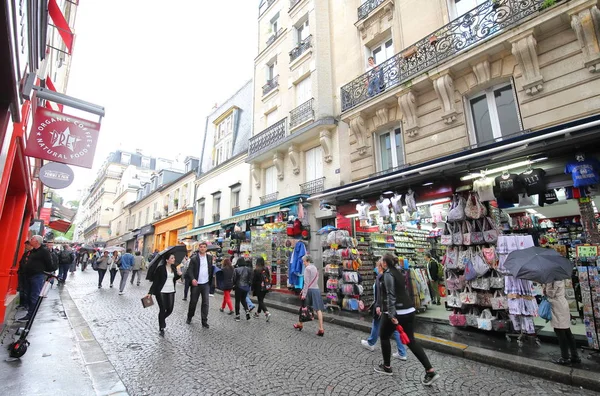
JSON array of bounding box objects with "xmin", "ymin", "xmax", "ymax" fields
[{"xmin": 64, "ymin": 270, "xmax": 598, "ymax": 396}]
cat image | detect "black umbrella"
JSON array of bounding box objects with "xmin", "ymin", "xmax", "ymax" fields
[
  {"xmin": 146, "ymin": 245, "xmax": 188, "ymax": 281},
  {"xmin": 78, "ymin": 244, "xmax": 96, "ymax": 251},
  {"xmin": 503, "ymin": 247, "xmax": 573, "ymax": 284}
]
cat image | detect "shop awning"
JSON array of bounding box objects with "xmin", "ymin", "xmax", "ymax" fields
[
  {"xmin": 48, "ymin": 0, "xmax": 74, "ymax": 54},
  {"xmin": 220, "ymin": 194, "xmax": 309, "ymax": 226},
  {"xmin": 48, "ymin": 219, "xmax": 71, "ymax": 233},
  {"xmin": 179, "ymin": 222, "xmax": 222, "ymax": 237}
]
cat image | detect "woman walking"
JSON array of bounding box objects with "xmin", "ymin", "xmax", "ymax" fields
[
  {"xmin": 252, "ymin": 257, "xmax": 272, "ymax": 321},
  {"xmin": 145, "ymin": 254, "xmax": 182, "ymax": 336},
  {"xmin": 96, "ymin": 251, "xmax": 110, "ymax": 289},
  {"xmin": 109, "ymin": 251, "xmax": 120, "ymax": 288},
  {"xmin": 219, "ymin": 258, "xmax": 234, "ymax": 314},
  {"xmin": 375, "ymin": 253, "xmax": 439, "ymax": 385},
  {"xmin": 293, "ymin": 255, "xmax": 325, "ymax": 336},
  {"xmin": 232, "ymin": 259, "xmax": 252, "ymax": 322},
  {"xmin": 544, "ymin": 280, "xmax": 581, "ymax": 365}
]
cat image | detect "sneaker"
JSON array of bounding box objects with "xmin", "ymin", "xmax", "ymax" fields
[
  {"xmin": 182, "ymin": 298, "xmax": 187, "ymax": 301},
  {"xmin": 361, "ymin": 340, "xmax": 375, "ymax": 352},
  {"xmin": 16, "ymin": 315, "xmax": 31, "ymax": 322},
  {"xmin": 235, "ymin": 316, "xmax": 241, "ymax": 322},
  {"xmin": 253, "ymin": 312, "xmax": 260, "ymax": 318},
  {"xmin": 266, "ymin": 312, "xmax": 271, "ymax": 322},
  {"xmin": 110, "ymin": 284, "xmax": 113, "ymax": 288},
  {"xmin": 219, "ymin": 308, "xmax": 224, "ymax": 313},
  {"xmin": 393, "ymin": 352, "xmax": 407, "ymax": 361},
  {"xmin": 246, "ymin": 312, "xmax": 251, "ymax": 320},
  {"xmin": 119, "ymin": 292, "xmax": 124, "ymax": 295},
  {"xmin": 98, "ymin": 285, "xmax": 101, "ymax": 289},
  {"xmin": 422, "ymin": 371, "xmax": 440, "ymax": 386},
  {"xmin": 209, "ymin": 294, "xmax": 214, "ymax": 297},
  {"xmin": 228, "ymin": 311, "xmax": 234, "ymax": 315},
  {"xmin": 374, "ymin": 364, "xmax": 393, "ymax": 376},
  {"xmin": 552, "ymin": 357, "xmax": 571, "ymax": 366}
]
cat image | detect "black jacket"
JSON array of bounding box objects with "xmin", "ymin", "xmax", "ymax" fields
[
  {"xmin": 23, "ymin": 246, "xmax": 54, "ymax": 276},
  {"xmin": 220, "ymin": 266, "xmax": 234, "ymax": 290},
  {"xmin": 378, "ymin": 268, "xmax": 414, "ymax": 319},
  {"xmin": 428, "ymin": 259, "xmax": 440, "ymax": 282},
  {"xmin": 233, "ymin": 266, "xmax": 252, "ymax": 290},
  {"xmin": 186, "ymin": 253, "xmax": 214, "ymax": 285},
  {"xmin": 251, "ymin": 268, "xmax": 270, "ymax": 296},
  {"xmin": 148, "ymin": 263, "xmax": 182, "ymax": 295}
]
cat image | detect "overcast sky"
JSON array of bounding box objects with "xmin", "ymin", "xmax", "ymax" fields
[{"xmin": 61, "ymin": 0, "xmax": 258, "ymax": 201}]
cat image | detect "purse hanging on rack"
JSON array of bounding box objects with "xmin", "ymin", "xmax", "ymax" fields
[
  {"xmin": 466, "ymin": 307, "xmax": 480, "ymax": 327},
  {"xmin": 445, "ymin": 246, "xmax": 459, "ymax": 270},
  {"xmin": 477, "ymin": 309, "xmax": 494, "ymax": 331},
  {"xmin": 441, "ymin": 222, "xmax": 453, "ymax": 246},
  {"xmin": 470, "ymin": 220, "xmax": 484, "ymax": 245},
  {"xmin": 482, "ymin": 216, "xmax": 499, "ymax": 243},
  {"xmin": 460, "ymin": 285, "xmax": 477, "ymax": 305},
  {"xmin": 449, "ymin": 309, "xmax": 467, "ymax": 327},
  {"xmin": 482, "ymin": 246, "xmax": 498, "ymax": 268},
  {"xmin": 489, "ymin": 270, "xmax": 505, "ymax": 289},
  {"xmin": 447, "ymin": 195, "xmax": 466, "ymax": 222},
  {"xmin": 472, "ymin": 247, "xmax": 490, "ymax": 277},
  {"xmin": 452, "ymin": 222, "xmax": 463, "ymax": 245},
  {"xmin": 463, "ymin": 221, "xmax": 473, "ymax": 246},
  {"xmin": 491, "ymin": 290, "xmax": 508, "ymax": 310},
  {"xmin": 447, "ymin": 291, "xmax": 462, "ymax": 308},
  {"xmin": 465, "ymin": 192, "xmax": 486, "ymax": 219}
]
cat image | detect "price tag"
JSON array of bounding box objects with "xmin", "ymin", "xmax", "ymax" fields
[
  {"xmin": 330, "ymin": 243, "xmax": 339, "ymax": 250},
  {"xmin": 577, "ymin": 245, "xmax": 598, "ymax": 258},
  {"xmin": 579, "ymin": 197, "xmax": 591, "ymax": 203}
]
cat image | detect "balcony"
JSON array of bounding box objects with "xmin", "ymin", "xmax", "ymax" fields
[
  {"xmin": 84, "ymin": 221, "xmax": 98, "ymax": 235},
  {"xmin": 290, "ymin": 98, "xmax": 315, "ymax": 129},
  {"xmin": 197, "ymin": 218, "xmax": 205, "ymax": 227},
  {"xmin": 259, "ymin": 0, "xmax": 276, "ymax": 17},
  {"xmin": 357, "ymin": 0, "xmax": 385, "ymax": 21},
  {"xmin": 213, "ymin": 213, "xmax": 220, "ymax": 223},
  {"xmin": 289, "ymin": 35, "xmax": 312, "ymax": 63},
  {"xmin": 341, "ymin": 0, "xmax": 549, "ymax": 112},
  {"xmin": 260, "ymin": 192, "xmax": 279, "ymax": 205},
  {"xmin": 262, "ymin": 75, "xmax": 279, "ymax": 96},
  {"xmin": 289, "ymin": 0, "xmax": 302, "ymax": 12},
  {"xmin": 266, "ymin": 28, "xmax": 284, "ymax": 47},
  {"xmin": 231, "ymin": 206, "xmax": 240, "ymax": 216},
  {"xmin": 249, "ymin": 118, "xmax": 287, "ymax": 157},
  {"xmin": 300, "ymin": 177, "xmax": 325, "ymax": 195}
]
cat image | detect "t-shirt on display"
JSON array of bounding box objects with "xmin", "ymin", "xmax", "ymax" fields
[
  {"xmin": 391, "ymin": 194, "xmax": 403, "ymax": 214},
  {"xmin": 565, "ymin": 158, "xmax": 600, "ymax": 187},
  {"xmin": 376, "ymin": 198, "xmax": 391, "ymax": 217},
  {"xmin": 356, "ymin": 203, "xmax": 370, "ymax": 220},
  {"xmin": 473, "ymin": 177, "xmax": 496, "ymax": 202},
  {"xmin": 494, "ymin": 174, "xmax": 522, "ymax": 203},
  {"xmin": 518, "ymin": 168, "xmax": 546, "ymax": 195}
]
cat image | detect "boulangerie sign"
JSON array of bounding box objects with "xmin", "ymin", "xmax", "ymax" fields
[{"xmin": 25, "ymin": 108, "xmax": 101, "ymax": 169}]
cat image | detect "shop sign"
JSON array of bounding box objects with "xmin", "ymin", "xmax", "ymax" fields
[
  {"xmin": 577, "ymin": 245, "xmax": 598, "ymax": 258},
  {"xmin": 39, "ymin": 162, "xmax": 74, "ymax": 189},
  {"xmin": 24, "ymin": 107, "xmax": 101, "ymax": 169},
  {"xmin": 139, "ymin": 225, "xmax": 154, "ymax": 235}
]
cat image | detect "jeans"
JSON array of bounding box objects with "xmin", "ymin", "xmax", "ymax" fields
[
  {"xmin": 246, "ymin": 295, "xmax": 255, "ymax": 310},
  {"xmin": 18, "ymin": 272, "xmax": 28, "ymax": 307},
  {"xmin": 381, "ymin": 312, "xmax": 432, "ymax": 369},
  {"xmin": 221, "ymin": 289, "xmax": 233, "ymax": 311},
  {"xmin": 256, "ymin": 291, "xmax": 268, "ymax": 314},
  {"xmin": 188, "ymin": 283, "xmax": 210, "ymax": 323},
  {"xmin": 119, "ymin": 269, "xmax": 131, "ymax": 292},
  {"xmin": 367, "ymin": 316, "xmax": 406, "ymax": 356},
  {"xmin": 97, "ymin": 269, "xmax": 107, "ymax": 286},
  {"xmin": 58, "ymin": 264, "xmax": 71, "ymax": 282},
  {"xmin": 109, "ymin": 269, "xmax": 118, "ymax": 285},
  {"xmin": 235, "ymin": 290, "xmax": 249, "ymax": 316},
  {"xmin": 555, "ymin": 328, "xmax": 579, "ymax": 360},
  {"xmin": 130, "ymin": 270, "xmax": 141, "ymax": 285},
  {"xmin": 157, "ymin": 292, "xmax": 175, "ymax": 330},
  {"xmin": 70, "ymin": 262, "xmax": 77, "ymax": 273},
  {"xmin": 25, "ymin": 273, "xmax": 46, "ymax": 317}
]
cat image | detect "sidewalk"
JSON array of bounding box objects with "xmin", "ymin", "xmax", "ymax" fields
[
  {"xmin": 249, "ymin": 289, "xmax": 600, "ymax": 390},
  {"xmin": 0, "ymin": 281, "xmax": 127, "ymax": 396}
]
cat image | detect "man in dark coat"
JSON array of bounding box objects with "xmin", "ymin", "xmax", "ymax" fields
[
  {"xmin": 18, "ymin": 235, "xmax": 54, "ymax": 322},
  {"xmin": 186, "ymin": 241, "xmax": 214, "ymax": 328}
]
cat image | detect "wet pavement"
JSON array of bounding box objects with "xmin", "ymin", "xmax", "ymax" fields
[{"xmin": 58, "ymin": 269, "xmax": 599, "ymax": 395}]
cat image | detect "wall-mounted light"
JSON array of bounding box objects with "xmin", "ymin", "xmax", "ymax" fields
[{"xmin": 460, "ymin": 157, "xmax": 548, "ymax": 181}]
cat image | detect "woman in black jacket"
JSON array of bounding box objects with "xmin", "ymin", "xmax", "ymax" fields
[
  {"xmin": 251, "ymin": 257, "xmax": 271, "ymax": 321},
  {"xmin": 145, "ymin": 254, "xmax": 182, "ymax": 336},
  {"xmin": 232, "ymin": 259, "xmax": 252, "ymax": 322},
  {"xmin": 376, "ymin": 253, "xmax": 440, "ymax": 386},
  {"xmin": 219, "ymin": 258, "xmax": 234, "ymax": 315}
]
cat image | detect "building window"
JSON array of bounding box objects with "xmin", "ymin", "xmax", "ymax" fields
[
  {"xmin": 130, "ymin": 214, "xmax": 136, "ymax": 230},
  {"xmin": 370, "ymin": 38, "xmax": 394, "ymax": 68},
  {"xmin": 121, "ymin": 153, "xmax": 131, "ymax": 165},
  {"xmin": 145, "ymin": 207, "xmax": 150, "ymax": 225},
  {"xmin": 153, "ymin": 202, "xmax": 158, "ymax": 215},
  {"xmin": 141, "ymin": 156, "xmax": 151, "ymax": 168},
  {"xmin": 305, "ymin": 146, "xmax": 323, "ymax": 181},
  {"xmin": 467, "ymin": 82, "xmax": 521, "ymax": 146},
  {"xmin": 265, "ymin": 166, "xmax": 277, "ymax": 195},
  {"xmin": 138, "ymin": 211, "xmax": 142, "ymax": 228},
  {"xmin": 295, "ymin": 76, "xmax": 312, "ymax": 107},
  {"xmin": 296, "ymin": 16, "xmax": 309, "ymax": 44},
  {"xmin": 270, "ymin": 13, "xmax": 279, "ymax": 35},
  {"xmin": 117, "ymin": 221, "xmax": 121, "ymax": 235},
  {"xmin": 213, "ymin": 193, "xmax": 221, "ymax": 216},
  {"xmin": 266, "ymin": 109, "xmax": 279, "ymax": 127},
  {"xmin": 449, "ymin": 0, "xmax": 486, "ymax": 19},
  {"xmin": 213, "ymin": 113, "xmax": 234, "ymax": 167},
  {"xmin": 376, "ymin": 128, "xmax": 405, "ymax": 172},
  {"xmin": 197, "ymin": 199, "xmax": 205, "ymax": 222}
]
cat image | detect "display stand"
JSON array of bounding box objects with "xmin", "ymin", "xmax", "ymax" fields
[{"xmin": 576, "ymin": 245, "xmax": 600, "ymax": 353}]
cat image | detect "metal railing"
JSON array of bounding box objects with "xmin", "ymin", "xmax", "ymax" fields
[
  {"xmin": 262, "ymin": 75, "xmax": 279, "ymax": 96},
  {"xmin": 357, "ymin": 0, "xmax": 385, "ymax": 21},
  {"xmin": 213, "ymin": 213, "xmax": 220, "ymax": 223},
  {"xmin": 197, "ymin": 218, "xmax": 205, "ymax": 227},
  {"xmin": 290, "ymin": 98, "xmax": 315, "ymax": 129},
  {"xmin": 370, "ymin": 164, "xmax": 410, "ymax": 178},
  {"xmin": 289, "ymin": 34, "xmax": 312, "ymax": 62},
  {"xmin": 231, "ymin": 206, "xmax": 240, "ymax": 216},
  {"xmin": 249, "ymin": 118, "xmax": 287, "ymax": 156},
  {"xmin": 342, "ymin": 0, "xmax": 551, "ymax": 112},
  {"xmin": 260, "ymin": 192, "xmax": 279, "ymax": 204},
  {"xmin": 84, "ymin": 221, "xmax": 98, "ymax": 235},
  {"xmin": 266, "ymin": 28, "xmax": 284, "ymax": 47},
  {"xmin": 300, "ymin": 177, "xmax": 325, "ymax": 195},
  {"xmin": 289, "ymin": 0, "xmax": 302, "ymax": 12}
]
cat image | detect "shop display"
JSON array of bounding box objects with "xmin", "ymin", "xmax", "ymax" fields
[
  {"xmin": 494, "ymin": 172, "xmax": 523, "ymax": 203},
  {"xmin": 473, "ymin": 175, "xmax": 496, "ymax": 202},
  {"xmin": 376, "ymin": 196, "xmax": 391, "ymax": 220},
  {"xmin": 576, "ymin": 245, "xmax": 600, "ymax": 350},
  {"xmin": 518, "ymin": 167, "xmax": 547, "ymax": 196},
  {"xmin": 565, "ymin": 153, "xmax": 600, "ymax": 188},
  {"xmin": 356, "ymin": 232, "xmax": 376, "ymax": 307},
  {"xmin": 391, "ymin": 193, "xmax": 403, "ymax": 214}
]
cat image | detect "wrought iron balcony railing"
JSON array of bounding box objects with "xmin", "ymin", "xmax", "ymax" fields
[
  {"xmin": 262, "ymin": 75, "xmax": 279, "ymax": 96},
  {"xmin": 249, "ymin": 118, "xmax": 287, "ymax": 156},
  {"xmin": 300, "ymin": 177, "xmax": 325, "ymax": 195},
  {"xmin": 342, "ymin": 0, "xmax": 550, "ymax": 112},
  {"xmin": 213, "ymin": 213, "xmax": 220, "ymax": 223},
  {"xmin": 289, "ymin": 0, "xmax": 302, "ymax": 12},
  {"xmin": 231, "ymin": 206, "xmax": 240, "ymax": 216},
  {"xmin": 357, "ymin": 0, "xmax": 385, "ymax": 21},
  {"xmin": 197, "ymin": 218, "xmax": 205, "ymax": 227},
  {"xmin": 84, "ymin": 221, "xmax": 98, "ymax": 235},
  {"xmin": 289, "ymin": 34, "xmax": 312, "ymax": 62},
  {"xmin": 260, "ymin": 192, "xmax": 279, "ymax": 204},
  {"xmin": 266, "ymin": 28, "xmax": 284, "ymax": 47},
  {"xmin": 290, "ymin": 98, "xmax": 315, "ymax": 129}
]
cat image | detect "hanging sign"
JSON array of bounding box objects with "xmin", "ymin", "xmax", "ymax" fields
[
  {"xmin": 39, "ymin": 162, "xmax": 74, "ymax": 189},
  {"xmin": 24, "ymin": 107, "xmax": 101, "ymax": 169}
]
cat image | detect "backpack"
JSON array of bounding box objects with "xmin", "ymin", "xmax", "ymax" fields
[
  {"xmin": 49, "ymin": 251, "xmax": 59, "ymax": 271},
  {"xmin": 59, "ymin": 250, "xmax": 72, "ymax": 264},
  {"xmin": 261, "ymin": 269, "xmax": 272, "ymax": 292},
  {"xmin": 434, "ymin": 259, "xmax": 444, "ymax": 281}
]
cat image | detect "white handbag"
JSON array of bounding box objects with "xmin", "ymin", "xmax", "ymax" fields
[{"xmin": 477, "ymin": 309, "xmax": 494, "ymax": 331}]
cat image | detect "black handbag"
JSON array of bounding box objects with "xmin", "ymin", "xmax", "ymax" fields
[{"xmin": 298, "ymin": 300, "xmax": 314, "ymax": 323}]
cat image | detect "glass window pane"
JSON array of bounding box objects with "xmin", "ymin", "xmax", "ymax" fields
[
  {"xmin": 470, "ymin": 94, "xmax": 493, "ymax": 145},
  {"xmin": 379, "ymin": 133, "xmax": 392, "ymax": 171},
  {"xmin": 394, "ymin": 130, "xmax": 404, "ymax": 167},
  {"xmin": 494, "ymin": 85, "xmax": 520, "ymax": 138}
]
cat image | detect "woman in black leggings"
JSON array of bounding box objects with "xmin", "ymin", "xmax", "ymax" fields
[
  {"xmin": 376, "ymin": 253, "xmax": 440, "ymax": 386},
  {"xmin": 145, "ymin": 254, "xmax": 182, "ymax": 336},
  {"xmin": 251, "ymin": 257, "xmax": 271, "ymax": 321}
]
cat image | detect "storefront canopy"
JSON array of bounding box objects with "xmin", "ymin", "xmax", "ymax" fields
[
  {"xmin": 220, "ymin": 194, "xmax": 309, "ymax": 226},
  {"xmin": 47, "ymin": 219, "xmax": 71, "ymax": 233},
  {"xmin": 179, "ymin": 222, "xmax": 222, "ymax": 238}
]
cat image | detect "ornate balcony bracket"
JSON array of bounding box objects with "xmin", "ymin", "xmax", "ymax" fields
[
  {"xmin": 288, "ymin": 145, "xmax": 300, "ymax": 175},
  {"xmin": 471, "ymin": 58, "xmax": 491, "ymax": 86},
  {"xmin": 251, "ymin": 164, "xmax": 261, "ymax": 189},
  {"xmin": 431, "ymin": 73, "xmax": 457, "ymax": 124},
  {"xmin": 397, "ymin": 91, "xmax": 419, "ymax": 137},
  {"xmin": 356, "ymin": 0, "xmax": 395, "ymax": 40},
  {"xmin": 569, "ymin": 5, "xmax": 600, "ymax": 73},
  {"xmin": 273, "ymin": 152, "xmax": 284, "ymax": 180},
  {"xmin": 510, "ymin": 31, "xmax": 544, "ymax": 95},
  {"xmin": 375, "ymin": 107, "xmax": 389, "ymax": 128},
  {"xmin": 319, "ymin": 129, "xmax": 333, "ymax": 163},
  {"xmin": 349, "ymin": 114, "xmax": 369, "ymax": 155}
]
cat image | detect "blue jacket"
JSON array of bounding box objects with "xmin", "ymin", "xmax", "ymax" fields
[
  {"xmin": 288, "ymin": 241, "xmax": 306, "ymax": 288},
  {"xmin": 120, "ymin": 253, "xmax": 134, "ymax": 270}
]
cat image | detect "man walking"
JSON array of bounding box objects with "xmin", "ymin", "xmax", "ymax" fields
[
  {"xmin": 58, "ymin": 245, "xmax": 74, "ymax": 283},
  {"xmin": 118, "ymin": 248, "xmax": 135, "ymax": 295},
  {"xmin": 130, "ymin": 251, "xmax": 145, "ymax": 286},
  {"xmin": 186, "ymin": 242, "xmax": 214, "ymax": 328},
  {"xmin": 18, "ymin": 235, "xmax": 55, "ymax": 322}
]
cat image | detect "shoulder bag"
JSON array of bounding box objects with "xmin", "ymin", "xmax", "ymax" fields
[
  {"xmin": 451, "ymin": 222, "xmax": 463, "ymax": 246},
  {"xmin": 477, "ymin": 309, "xmax": 494, "ymax": 331},
  {"xmin": 472, "ymin": 247, "xmax": 490, "ymax": 277},
  {"xmin": 440, "ymin": 223, "xmax": 453, "ymax": 246},
  {"xmin": 491, "ymin": 290, "xmax": 508, "ymax": 310},
  {"xmin": 449, "ymin": 309, "xmax": 467, "ymax": 327},
  {"xmin": 482, "ymin": 216, "xmax": 499, "ymax": 244},
  {"xmin": 459, "ymin": 285, "xmax": 476, "ymax": 305},
  {"xmin": 444, "ymin": 246, "xmax": 459, "ymax": 270},
  {"xmin": 447, "ymin": 195, "xmax": 466, "ymax": 222}
]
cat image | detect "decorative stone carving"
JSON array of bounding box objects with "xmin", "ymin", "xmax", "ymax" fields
[
  {"xmin": 288, "ymin": 145, "xmax": 300, "ymax": 175},
  {"xmin": 432, "ymin": 74, "xmax": 457, "ymax": 124},
  {"xmin": 471, "ymin": 60, "xmax": 491, "ymax": 86},
  {"xmin": 251, "ymin": 164, "xmax": 261, "ymax": 189},
  {"xmin": 349, "ymin": 114, "xmax": 369, "ymax": 155},
  {"xmin": 319, "ymin": 130, "xmax": 333, "ymax": 163},
  {"xmin": 570, "ymin": 6, "xmax": 600, "ymax": 73},
  {"xmin": 273, "ymin": 152, "xmax": 284, "ymax": 181},
  {"xmin": 510, "ymin": 32, "xmax": 544, "ymax": 95},
  {"xmin": 397, "ymin": 91, "xmax": 418, "ymax": 137},
  {"xmin": 375, "ymin": 107, "xmax": 389, "ymax": 127}
]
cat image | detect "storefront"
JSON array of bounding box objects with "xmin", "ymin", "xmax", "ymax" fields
[
  {"xmin": 121, "ymin": 231, "xmax": 139, "ymax": 251},
  {"xmin": 153, "ymin": 210, "xmax": 194, "ymax": 251},
  {"xmin": 138, "ymin": 225, "xmax": 155, "ymax": 258}
]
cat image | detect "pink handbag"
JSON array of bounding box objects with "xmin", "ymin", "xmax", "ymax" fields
[
  {"xmin": 482, "ymin": 246, "xmax": 497, "ymax": 268},
  {"xmin": 446, "ymin": 271, "xmax": 466, "ymax": 291},
  {"xmin": 449, "ymin": 310, "xmax": 467, "ymax": 327}
]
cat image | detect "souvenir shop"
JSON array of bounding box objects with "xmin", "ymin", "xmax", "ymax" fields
[{"xmin": 312, "ymin": 127, "xmax": 600, "ymax": 343}]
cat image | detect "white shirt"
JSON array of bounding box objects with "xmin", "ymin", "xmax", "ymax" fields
[
  {"xmin": 198, "ymin": 254, "xmax": 209, "ymax": 284},
  {"xmin": 356, "ymin": 203, "xmax": 370, "ymax": 220},
  {"xmin": 376, "ymin": 198, "xmax": 391, "ymax": 217},
  {"xmin": 473, "ymin": 177, "xmax": 496, "ymax": 202},
  {"xmin": 160, "ymin": 269, "xmax": 175, "ymax": 293},
  {"xmin": 391, "ymin": 194, "xmax": 403, "ymax": 214}
]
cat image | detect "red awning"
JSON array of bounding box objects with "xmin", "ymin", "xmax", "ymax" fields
[
  {"xmin": 48, "ymin": 219, "xmax": 72, "ymax": 233},
  {"xmin": 48, "ymin": 0, "xmax": 74, "ymax": 54},
  {"xmin": 44, "ymin": 77, "xmax": 64, "ymax": 111}
]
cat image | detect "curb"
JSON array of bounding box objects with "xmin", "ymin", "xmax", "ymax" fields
[{"xmin": 250, "ymin": 294, "xmax": 600, "ymax": 391}]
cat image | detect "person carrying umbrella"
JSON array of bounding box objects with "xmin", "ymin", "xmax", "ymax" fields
[{"xmin": 543, "ymin": 281, "xmax": 581, "ymax": 365}]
